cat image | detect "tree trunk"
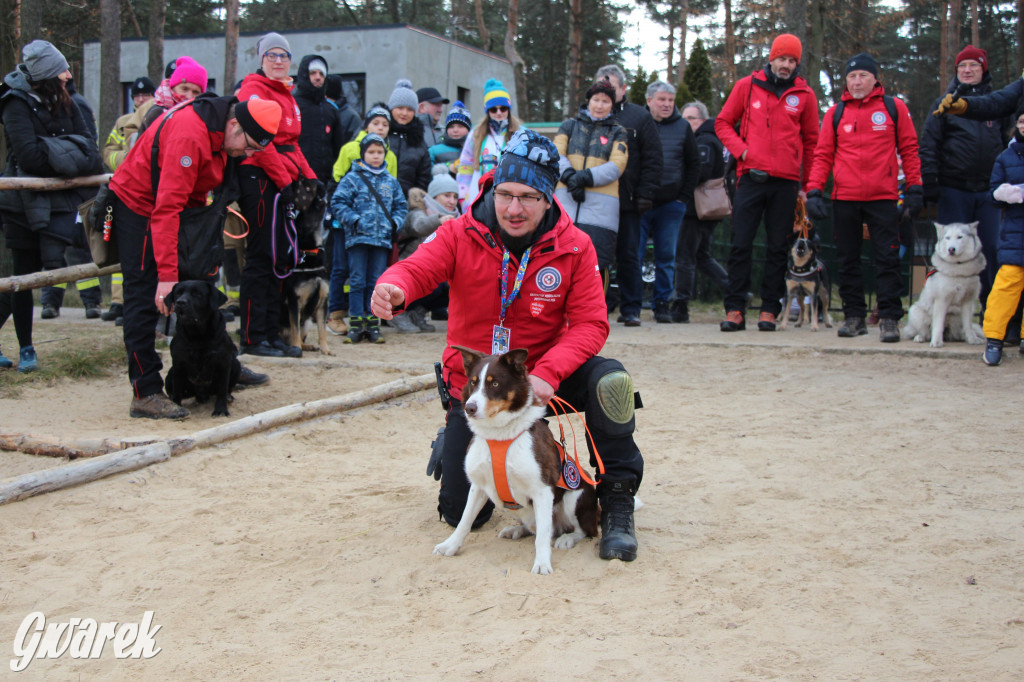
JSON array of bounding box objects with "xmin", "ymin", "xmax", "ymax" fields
[
  {"xmin": 970, "ymin": 0, "xmax": 979, "ymax": 46},
  {"xmin": 939, "ymin": 3, "xmax": 948, "ymax": 85},
  {"xmin": 675, "ymin": 0, "xmax": 688, "ymax": 85},
  {"xmin": 20, "ymin": 0, "xmax": 42, "ymax": 44},
  {"xmin": 224, "ymin": 0, "xmax": 239, "ymax": 94},
  {"xmin": 784, "ymin": 0, "xmax": 807, "ymax": 46},
  {"xmin": 474, "ymin": 0, "xmax": 491, "ymax": 52},
  {"xmin": 99, "ymin": 0, "xmax": 121, "ymax": 146},
  {"xmin": 946, "ymin": 0, "xmax": 962, "ymax": 77},
  {"xmin": 724, "ymin": 0, "xmax": 735, "ymax": 86},
  {"xmin": 1017, "ymin": 0, "xmax": 1024, "ymax": 72},
  {"xmin": 666, "ymin": 26, "xmax": 675, "ymax": 85},
  {"xmin": 806, "ymin": 0, "xmax": 826, "ymax": 106},
  {"xmin": 505, "ymin": 0, "xmax": 529, "ymax": 117},
  {"xmin": 567, "ymin": 0, "xmax": 583, "ymax": 111},
  {"xmin": 147, "ymin": 0, "xmax": 166, "ymax": 85}
]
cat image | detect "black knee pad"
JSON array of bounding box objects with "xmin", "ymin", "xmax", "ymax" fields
[{"xmin": 586, "ymin": 358, "xmax": 636, "ymax": 438}]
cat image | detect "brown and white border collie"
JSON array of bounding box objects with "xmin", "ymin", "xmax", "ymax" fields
[{"xmin": 433, "ymin": 347, "xmax": 599, "ymax": 575}]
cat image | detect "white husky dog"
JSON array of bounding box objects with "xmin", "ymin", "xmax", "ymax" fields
[{"xmin": 903, "ymin": 221, "xmax": 986, "ymax": 347}]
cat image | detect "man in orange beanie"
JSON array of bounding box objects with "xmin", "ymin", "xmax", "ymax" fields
[
  {"xmin": 108, "ymin": 95, "xmax": 282, "ymax": 419},
  {"xmin": 715, "ymin": 33, "xmax": 819, "ymax": 333}
]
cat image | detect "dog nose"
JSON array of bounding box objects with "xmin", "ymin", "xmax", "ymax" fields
[
  {"xmin": 948, "ymin": 247, "xmax": 956, "ymax": 255},
  {"xmin": 464, "ymin": 401, "xmax": 477, "ymax": 417}
]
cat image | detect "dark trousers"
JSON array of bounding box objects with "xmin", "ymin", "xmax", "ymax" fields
[
  {"xmin": 239, "ymin": 168, "xmax": 285, "ymax": 346},
  {"xmin": 675, "ymin": 217, "xmax": 729, "ymax": 303},
  {"xmin": 937, "ymin": 186, "xmax": 1001, "ymax": 306},
  {"xmin": 112, "ymin": 197, "xmax": 165, "ymax": 398},
  {"xmin": 724, "ymin": 175, "xmax": 799, "ymax": 316},
  {"xmin": 832, "ymin": 199, "xmax": 903, "ymax": 320},
  {"xmin": 615, "ymin": 210, "xmax": 644, "ymax": 317},
  {"xmin": 0, "ymin": 248, "xmax": 44, "ymax": 348},
  {"xmin": 437, "ymin": 355, "xmax": 645, "ymax": 527}
]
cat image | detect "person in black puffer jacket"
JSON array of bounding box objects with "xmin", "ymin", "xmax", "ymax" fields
[
  {"xmin": 386, "ymin": 79, "xmax": 432, "ymax": 194},
  {"xmin": 294, "ymin": 54, "xmax": 347, "ymax": 187},
  {"xmin": 0, "ymin": 40, "xmax": 103, "ymax": 373},
  {"xmin": 921, "ymin": 46, "xmax": 1010, "ymax": 310}
]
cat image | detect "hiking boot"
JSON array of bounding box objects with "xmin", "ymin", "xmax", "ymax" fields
[
  {"xmin": 621, "ymin": 312, "xmax": 641, "ymax": 327},
  {"xmin": 983, "ymin": 338, "xmax": 1003, "ymax": 366},
  {"xmin": 653, "ymin": 301, "xmax": 671, "ymax": 323},
  {"xmin": 85, "ymin": 306, "xmax": 102, "ymax": 319},
  {"xmin": 240, "ymin": 340, "xmax": 284, "ymax": 357},
  {"xmin": 270, "ymin": 338, "xmax": 302, "ymax": 358},
  {"xmin": 670, "ymin": 300, "xmax": 689, "ymax": 323},
  {"xmin": 757, "ymin": 311, "xmax": 777, "ymax": 331},
  {"xmin": 17, "ymin": 346, "xmax": 38, "ymax": 373},
  {"xmin": 0, "ymin": 346, "xmax": 11, "ymax": 369},
  {"xmin": 391, "ymin": 312, "xmax": 422, "ymax": 334},
  {"xmin": 327, "ymin": 310, "xmax": 349, "ymax": 336},
  {"xmin": 837, "ymin": 317, "xmax": 867, "ymax": 337},
  {"xmin": 364, "ymin": 316, "xmax": 386, "ymax": 344},
  {"xmin": 343, "ymin": 316, "xmax": 365, "ymax": 344},
  {"xmin": 130, "ymin": 392, "xmax": 189, "ymax": 420},
  {"xmin": 40, "ymin": 305, "xmax": 59, "ymax": 319},
  {"xmin": 101, "ymin": 303, "xmax": 123, "ymax": 321},
  {"xmin": 879, "ymin": 318, "xmax": 900, "ymax": 343},
  {"xmin": 720, "ymin": 310, "xmax": 745, "ymax": 331},
  {"xmin": 598, "ymin": 479, "xmax": 638, "ymax": 562},
  {"xmin": 408, "ymin": 306, "xmax": 437, "ymax": 332},
  {"xmin": 236, "ymin": 364, "xmax": 269, "ymax": 388}
]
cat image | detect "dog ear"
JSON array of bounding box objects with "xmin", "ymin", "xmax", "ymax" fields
[
  {"xmin": 167, "ymin": 283, "xmax": 182, "ymax": 306},
  {"xmin": 933, "ymin": 222, "xmax": 946, "ymax": 239},
  {"xmin": 452, "ymin": 345, "xmax": 484, "ymax": 376},
  {"xmin": 502, "ymin": 348, "xmax": 529, "ymax": 375},
  {"xmin": 205, "ymin": 281, "xmax": 229, "ymax": 309},
  {"xmin": 966, "ymin": 221, "xmax": 980, "ymax": 236}
]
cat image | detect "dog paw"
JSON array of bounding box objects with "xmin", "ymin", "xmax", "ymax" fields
[
  {"xmin": 433, "ymin": 540, "xmax": 460, "ymax": 557},
  {"xmin": 301, "ymin": 344, "xmax": 319, "ymax": 352},
  {"xmin": 321, "ymin": 348, "xmax": 337, "ymax": 356},
  {"xmin": 965, "ymin": 336, "xmax": 984, "ymax": 345},
  {"xmin": 498, "ymin": 525, "xmax": 530, "ymax": 540},
  {"xmin": 531, "ymin": 561, "xmax": 553, "ymax": 575},
  {"xmin": 929, "ymin": 339, "xmax": 944, "ymax": 348},
  {"xmin": 211, "ymin": 409, "xmax": 230, "ymax": 417},
  {"xmin": 912, "ymin": 335, "xmax": 926, "ymax": 343},
  {"xmin": 554, "ymin": 532, "xmax": 583, "ymax": 550}
]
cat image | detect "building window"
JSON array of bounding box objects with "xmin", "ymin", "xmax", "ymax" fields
[
  {"xmin": 336, "ymin": 73, "xmax": 366, "ymax": 115},
  {"xmin": 457, "ymin": 86, "xmax": 470, "ymax": 110}
]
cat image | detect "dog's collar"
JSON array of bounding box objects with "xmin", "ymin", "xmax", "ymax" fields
[
  {"xmin": 788, "ymin": 261, "xmax": 819, "ymax": 277},
  {"xmin": 487, "ymin": 432, "xmax": 528, "ymax": 510}
]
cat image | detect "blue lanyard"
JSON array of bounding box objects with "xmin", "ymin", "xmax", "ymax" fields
[{"xmin": 499, "ymin": 246, "xmax": 532, "ymax": 325}]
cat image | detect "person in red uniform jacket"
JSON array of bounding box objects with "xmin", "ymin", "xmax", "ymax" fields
[
  {"xmin": 715, "ymin": 33, "xmax": 820, "ymax": 333},
  {"xmin": 371, "ymin": 129, "xmax": 645, "ymax": 562},
  {"xmin": 806, "ymin": 53, "xmax": 924, "ymax": 343},
  {"xmin": 237, "ymin": 32, "xmax": 320, "ymax": 358},
  {"xmin": 109, "ymin": 96, "xmax": 282, "ymax": 419}
]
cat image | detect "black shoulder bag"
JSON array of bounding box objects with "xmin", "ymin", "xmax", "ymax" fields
[
  {"xmin": 354, "ymin": 171, "xmax": 402, "ymax": 264},
  {"xmin": 150, "ymin": 103, "xmax": 235, "ymax": 281}
]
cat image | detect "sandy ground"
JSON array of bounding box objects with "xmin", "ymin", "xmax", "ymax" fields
[{"xmin": 1, "ymin": 308, "xmax": 1022, "ymax": 680}]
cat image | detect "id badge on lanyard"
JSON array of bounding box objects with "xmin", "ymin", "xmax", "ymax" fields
[{"xmin": 493, "ymin": 246, "xmax": 532, "ymax": 355}]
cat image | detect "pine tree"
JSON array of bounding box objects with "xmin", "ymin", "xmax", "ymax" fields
[
  {"xmin": 684, "ymin": 37, "xmax": 713, "ymax": 106},
  {"xmin": 628, "ymin": 67, "xmax": 652, "ymax": 105}
]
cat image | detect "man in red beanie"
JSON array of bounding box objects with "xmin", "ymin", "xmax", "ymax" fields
[
  {"xmin": 921, "ymin": 45, "xmax": 1010, "ymax": 317},
  {"xmin": 108, "ymin": 95, "xmax": 282, "ymax": 419},
  {"xmin": 715, "ymin": 33, "xmax": 819, "ymax": 333}
]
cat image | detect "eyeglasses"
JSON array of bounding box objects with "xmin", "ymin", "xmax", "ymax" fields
[
  {"xmin": 264, "ymin": 51, "xmax": 291, "ymax": 63},
  {"xmin": 242, "ymin": 132, "xmax": 265, "ymax": 153},
  {"xmin": 494, "ymin": 190, "xmax": 544, "ymax": 207},
  {"xmin": 956, "ymin": 61, "xmax": 981, "ymax": 70},
  {"xmin": 488, "ymin": 105, "xmax": 509, "ymax": 113},
  {"xmin": 683, "ymin": 115, "xmax": 703, "ymax": 121}
]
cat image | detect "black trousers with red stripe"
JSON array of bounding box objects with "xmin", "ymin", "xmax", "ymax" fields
[{"xmin": 238, "ymin": 168, "xmax": 285, "ymax": 347}]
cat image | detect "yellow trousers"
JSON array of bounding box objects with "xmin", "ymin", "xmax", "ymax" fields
[{"xmin": 983, "ymin": 264, "xmax": 1024, "ymax": 340}]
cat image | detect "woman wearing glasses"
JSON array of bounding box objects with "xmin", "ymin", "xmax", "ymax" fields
[
  {"xmin": 553, "ymin": 78, "xmax": 628, "ymax": 285},
  {"xmin": 456, "ymin": 78, "xmax": 522, "ymax": 209},
  {"xmin": 236, "ymin": 32, "xmax": 319, "ymax": 359}
]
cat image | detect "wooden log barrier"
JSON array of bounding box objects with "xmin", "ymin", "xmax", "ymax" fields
[
  {"xmin": 0, "ymin": 174, "xmax": 111, "ymax": 191},
  {"xmin": 0, "ymin": 263, "xmax": 121, "ymax": 294}
]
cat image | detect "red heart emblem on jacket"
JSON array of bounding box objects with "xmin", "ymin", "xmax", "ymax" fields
[{"xmin": 600, "ymin": 136, "xmax": 608, "ymax": 145}]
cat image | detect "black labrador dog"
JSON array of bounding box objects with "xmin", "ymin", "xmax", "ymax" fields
[{"xmin": 164, "ymin": 280, "xmax": 240, "ymax": 416}]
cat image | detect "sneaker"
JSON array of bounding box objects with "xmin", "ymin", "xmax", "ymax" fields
[
  {"xmin": 40, "ymin": 305, "xmax": 59, "ymax": 319},
  {"xmin": 270, "ymin": 338, "xmax": 302, "ymax": 358},
  {"xmin": 720, "ymin": 310, "xmax": 745, "ymax": 332},
  {"xmin": 130, "ymin": 392, "xmax": 189, "ymax": 420},
  {"xmin": 670, "ymin": 301, "xmax": 689, "ymax": 323},
  {"xmin": 236, "ymin": 364, "xmax": 270, "ymax": 387},
  {"xmin": 17, "ymin": 346, "xmax": 38, "ymax": 373},
  {"xmin": 343, "ymin": 316, "xmax": 364, "ymax": 344},
  {"xmin": 101, "ymin": 303, "xmax": 123, "ymax": 321},
  {"xmin": 983, "ymin": 338, "xmax": 1003, "ymax": 366},
  {"xmin": 327, "ymin": 311, "xmax": 349, "ymax": 336},
  {"xmin": 240, "ymin": 340, "xmax": 285, "ymax": 357},
  {"xmin": 408, "ymin": 306, "xmax": 437, "ymax": 332},
  {"xmin": 85, "ymin": 306, "xmax": 102, "ymax": 319},
  {"xmin": 598, "ymin": 479, "xmax": 638, "ymax": 562},
  {"xmin": 363, "ymin": 316, "xmax": 386, "ymax": 344},
  {"xmin": 837, "ymin": 317, "xmax": 867, "ymax": 338},
  {"xmin": 879, "ymin": 318, "xmax": 900, "ymax": 343},
  {"xmin": 1019, "ymin": 339, "xmax": 1024, "ymax": 356},
  {"xmin": 621, "ymin": 312, "xmax": 641, "ymax": 327},
  {"xmin": 0, "ymin": 346, "xmax": 11, "ymax": 369},
  {"xmin": 757, "ymin": 311, "xmax": 777, "ymax": 331},
  {"xmin": 653, "ymin": 301, "xmax": 671, "ymax": 323},
  {"xmin": 391, "ymin": 313, "xmax": 421, "ymax": 333}
]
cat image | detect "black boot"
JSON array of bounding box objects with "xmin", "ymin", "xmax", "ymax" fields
[
  {"xmin": 670, "ymin": 300, "xmax": 689, "ymax": 323},
  {"xmin": 598, "ymin": 478, "xmax": 638, "ymax": 561},
  {"xmin": 653, "ymin": 301, "xmax": 671, "ymax": 323}
]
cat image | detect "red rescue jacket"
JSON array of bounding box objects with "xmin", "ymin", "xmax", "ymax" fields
[
  {"xmin": 715, "ymin": 68, "xmax": 820, "ymax": 189},
  {"xmin": 379, "ymin": 178, "xmax": 610, "ymax": 397},
  {"xmin": 237, "ymin": 72, "xmax": 316, "ymax": 189},
  {"xmin": 109, "ymin": 96, "xmax": 231, "ymax": 282},
  {"xmin": 808, "ymin": 84, "xmax": 923, "ymax": 201}
]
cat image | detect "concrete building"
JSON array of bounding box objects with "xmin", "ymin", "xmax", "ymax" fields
[{"xmin": 82, "ymin": 24, "xmax": 515, "ymax": 120}]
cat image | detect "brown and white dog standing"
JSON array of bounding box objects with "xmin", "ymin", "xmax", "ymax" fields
[{"xmin": 433, "ymin": 347, "xmax": 599, "ymax": 575}]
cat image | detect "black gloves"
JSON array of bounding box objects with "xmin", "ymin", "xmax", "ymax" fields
[
  {"xmin": 566, "ymin": 169, "xmax": 592, "ymax": 204},
  {"xmin": 278, "ymin": 182, "xmax": 295, "ymax": 206},
  {"xmin": 560, "ymin": 168, "xmax": 577, "ymax": 186},
  {"xmin": 805, "ymin": 189, "xmax": 828, "ymax": 221},
  {"xmin": 902, "ymin": 185, "xmax": 924, "ymax": 223},
  {"xmin": 426, "ymin": 427, "xmax": 445, "ymax": 480},
  {"xmin": 635, "ymin": 196, "xmax": 654, "ymax": 214},
  {"xmin": 922, "ymin": 175, "xmax": 940, "ymax": 204},
  {"xmin": 577, "ymin": 169, "xmax": 594, "ymax": 187}
]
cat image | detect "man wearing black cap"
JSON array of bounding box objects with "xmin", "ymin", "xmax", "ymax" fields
[
  {"xmin": 371, "ymin": 128, "xmax": 645, "ymax": 563},
  {"xmin": 417, "ymin": 86, "xmax": 449, "ymax": 147},
  {"xmin": 805, "ymin": 53, "xmax": 923, "ymax": 343},
  {"xmin": 108, "ymin": 96, "xmax": 281, "ymax": 419}
]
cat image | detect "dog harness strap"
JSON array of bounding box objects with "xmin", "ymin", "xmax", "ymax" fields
[{"xmin": 487, "ymin": 437, "xmax": 523, "ymax": 510}]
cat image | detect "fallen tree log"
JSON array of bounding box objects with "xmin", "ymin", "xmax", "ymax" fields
[
  {"xmin": 0, "ymin": 174, "xmax": 111, "ymax": 191},
  {"xmin": 0, "ymin": 434, "xmax": 157, "ymax": 459},
  {"xmin": 0, "ymin": 372, "xmax": 436, "ymax": 505},
  {"xmin": 0, "ymin": 263, "xmax": 121, "ymax": 294}
]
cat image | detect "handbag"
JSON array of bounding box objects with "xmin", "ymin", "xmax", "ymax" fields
[
  {"xmin": 354, "ymin": 171, "xmax": 402, "ymax": 265},
  {"xmin": 80, "ymin": 184, "xmax": 117, "ymax": 268},
  {"xmin": 693, "ymin": 177, "xmax": 732, "ymax": 221}
]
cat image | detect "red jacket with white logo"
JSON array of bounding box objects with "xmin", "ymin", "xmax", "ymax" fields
[
  {"xmin": 109, "ymin": 96, "xmax": 229, "ymax": 282},
  {"xmin": 808, "ymin": 84, "xmax": 923, "ymax": 201},
  {"xmin": 379, "ymin": 180, "xmax": 610, "ymax": 397},
  {"xmin": 237, "ymin": 72, "xmax": 316, "ymax": 189},
  {"xmin": 715, "ymin": 68, "xmax": 820, "ymax": 188}
]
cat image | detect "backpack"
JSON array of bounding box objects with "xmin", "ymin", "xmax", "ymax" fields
[{"xmin": 832, "ymin": 95, "xmax": 899, "ymax": 145}]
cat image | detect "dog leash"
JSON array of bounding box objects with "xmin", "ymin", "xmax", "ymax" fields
[
  {"xmin": 270, "ymin": 193, "xmax": 300, "ymax": 279},
  {"xmin": 793, "ymin": 196, "xmax": 812, "ymax": 240}
]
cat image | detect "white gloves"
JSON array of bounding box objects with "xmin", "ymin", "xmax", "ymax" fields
[{"xmin": 993, "ymin": 183, "xmax": 1023, "ymax": 204}]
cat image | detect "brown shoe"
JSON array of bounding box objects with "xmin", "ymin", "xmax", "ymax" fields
[
  {"xmin": 130, "ymin": 392, "xmax": 190, "ymax": 420},
  {"xmin": 327, "ymin": 311, "xmax": 348, "ymax": 336}
]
